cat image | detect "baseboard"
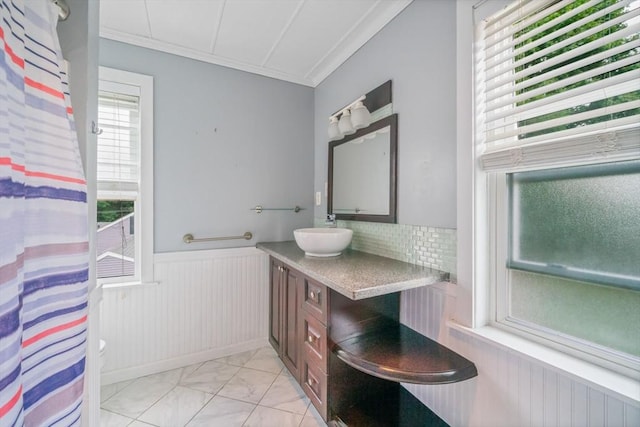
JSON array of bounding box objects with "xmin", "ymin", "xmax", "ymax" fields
[{"xmin": 100, "ymin": 338, "xmax": 269, "ymax": 385}]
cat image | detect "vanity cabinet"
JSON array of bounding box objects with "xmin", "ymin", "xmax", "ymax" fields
[
  {"xmin": 269, "ymin": 256, "xmax": 329, "ymax": 418},
  {"xmin": 263, "ymin": 243, "xmax": 477, "ymax": 426},
  {"xmin": 268, "ymin": 257, "xmax": 303, "ymax": 381}
]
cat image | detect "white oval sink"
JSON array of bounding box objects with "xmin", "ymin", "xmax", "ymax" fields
[{"xmin": 293, "ymin": 228, "xmax": 353, "ymax": 257}]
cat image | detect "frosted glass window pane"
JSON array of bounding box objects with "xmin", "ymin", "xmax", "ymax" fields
[
  {"xmin": 508, "ymin": 161, "xmax": 640, "ymax": 289},
  {"xmin": 510, "ymin": 270, "xmax": 640, "ymax": 357}
]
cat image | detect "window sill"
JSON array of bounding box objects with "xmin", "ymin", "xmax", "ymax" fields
[
  {"xmin": 447, "ymin": 321, "xmax": 640, "ymax": 405},
  {"xmin": 100, "ymin": 280, "xmax": 160, "ymax": 290}
]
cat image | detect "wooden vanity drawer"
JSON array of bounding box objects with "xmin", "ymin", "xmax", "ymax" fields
[
  {"xmin": 302, "ymin": 359, "xmax": 327, "ymax": 420},
  {"xmin": 302, "ymin": 278, "xmax": 327, "ymax": 323},
  {"xmin": 303, "ymin": 314, "xmax": 327, "ymax": 369}
]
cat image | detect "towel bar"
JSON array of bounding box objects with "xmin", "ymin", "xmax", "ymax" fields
[{"xmin": 183, "ymin": 232, "xmax": 253, "ymax": 243}]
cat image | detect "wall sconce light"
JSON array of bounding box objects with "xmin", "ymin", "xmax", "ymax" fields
[
  {"xmin": 350, "ymin": 101, "xmax": 371, "ymax": 130},
  {"xmin": 327, "ymin": 95, "xmax": 372, "ymax": 141},
  {"xmin": 338, "ymin": 109, "xmax": 355, "ymax": 136},
  {"xmin": 328, "ymin": 116, "xmax": 341, "ymax": 141}
]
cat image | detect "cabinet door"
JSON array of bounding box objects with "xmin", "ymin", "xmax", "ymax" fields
[
  {"xmin": 281, "ymin": 266, "xmax": 303, "ymax": 381},
  {"xmin": 268, "ymin": 258, "xmax": 282, "ymax": 353}
]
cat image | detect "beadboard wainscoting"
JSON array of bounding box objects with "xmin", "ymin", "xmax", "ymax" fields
[
  {"xmin": 100, "ymin": 247, "xmax": 269, "ymax": 385},
  {"xmin": 82, "ymin": 286, "xmax": 103, "ymax": 426},
  {"xmin": 400, "ymin": 284, "xmax": 640, "ymax": 427}
]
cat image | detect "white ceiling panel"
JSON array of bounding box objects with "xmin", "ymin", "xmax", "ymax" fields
[
  {"xmin": 100, "ymin": 0, "xmax": 151, "ymax": 38},
  {"xmin": 99, "ymin": 0, "xmax": 413, "ymax": 87},
  {"xmin": 146, "ymin": 0, "xmax": 224, "ymax": 51},
  {"xmin": 214, "ymin": 0, "xmax": 302, "ymax": 65}
]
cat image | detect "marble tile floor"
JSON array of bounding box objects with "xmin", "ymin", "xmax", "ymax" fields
[{"xmin": 100, "ymin": 346, "xmax": 327, "ymax": 427}]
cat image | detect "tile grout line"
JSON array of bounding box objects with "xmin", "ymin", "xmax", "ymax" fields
[
  {"xmin": 132, "ymin": 372, "xmax": 185, "ymax": 426},
  {"xmin": 246, "ymin": 363, "xmax": 282, "ymax": 425},
  {"xmin": 168, "ymin": 360, "xmax": 213, "ymax": 427},
  {"xmin": 181, "ymin": 389, "xmax": 217, "ymax": 427},
  {"xmin": 169, "ymin": 357, "xmax": 249, "ymax": 426},
  {"xmin": 239, "ymin": 353, "xmax": 281, "ymax": 427}
]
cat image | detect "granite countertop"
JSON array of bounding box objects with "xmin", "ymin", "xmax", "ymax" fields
[{"xmin": 257, "ymin": 241, "xmax": 448, "ymax": 300}]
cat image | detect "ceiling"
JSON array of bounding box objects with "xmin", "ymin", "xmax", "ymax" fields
[{"xmin": 99, "ymin": 0, "xmax": 412, "ymax": 87}]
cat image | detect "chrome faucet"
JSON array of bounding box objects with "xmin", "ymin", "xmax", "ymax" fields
[{"xmin": 325, "ymin": 213, "xmax": 337, "ymax": 228}]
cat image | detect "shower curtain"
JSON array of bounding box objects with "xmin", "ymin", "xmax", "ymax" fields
[{"xmin": 0, "ymin": 1, "xmax": 89, "ymax": 426}]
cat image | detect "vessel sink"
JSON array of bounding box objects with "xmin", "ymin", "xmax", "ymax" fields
[{"xmin": 293, "ymin": 228, "xmax": 353, "ymax": 257}]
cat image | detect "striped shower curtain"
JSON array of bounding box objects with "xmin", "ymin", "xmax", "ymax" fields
[{"xmin": 1, "ymin": 1, "xmax": 89, "ymax": 426}]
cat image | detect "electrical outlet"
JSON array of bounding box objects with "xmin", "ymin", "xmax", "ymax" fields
[{"xmin": 315, "ymin": 191, "xmax": 322, "ymax": 206}]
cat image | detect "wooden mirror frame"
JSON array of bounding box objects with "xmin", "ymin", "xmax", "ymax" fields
[{"xmin": 328, "ymin": 113, "xmax": 398, "ymax": 224}]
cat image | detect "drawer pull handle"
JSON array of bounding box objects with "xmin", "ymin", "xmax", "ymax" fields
[
  {"xmin": 308, "ymin": 377, "xmax": 317, "ymax": 386},
  {"xmin": 308, "ymin": 334, "xmax": 317, "ymax": 343},
  {"xmin": 310, "ymin": 290, "xmax": 320, "ymax": 300}
]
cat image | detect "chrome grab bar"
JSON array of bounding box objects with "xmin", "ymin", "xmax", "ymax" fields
[
  {"xmin": 252, "ymin": 205, "xmax": 303, "ymax": 214},
  {"xmin": 333, "ymin": 208, "xmax": 364, "ymax": 213},
  {"xmin": 183, "ymin": 232, "xmax": 253, "ymax": 244}
]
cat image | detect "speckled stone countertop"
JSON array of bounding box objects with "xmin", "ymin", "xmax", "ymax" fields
[{"xmin": 257, "ymin": 241, "xmax": 449, "ymax": 300}]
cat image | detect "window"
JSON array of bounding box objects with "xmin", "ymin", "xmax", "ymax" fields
[
  {"xmin": 507, "ymin": 161, "xmax": 639, "ymax": 289},
  {"xmin": 97, "ymin": 67, "xmax": 154, "ymax": 285},
  {"xmin": 476, "ymin": 0, "xmax": 640, "ymax": 374}
]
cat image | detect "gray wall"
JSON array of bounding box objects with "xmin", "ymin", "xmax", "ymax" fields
[
  {"xmin": 314, "ymin": 0, "xmax": 457, "ymax": 228},
  {"xmin": 100, "ymin": 40, "xmax": 315, "ymax": 252}
]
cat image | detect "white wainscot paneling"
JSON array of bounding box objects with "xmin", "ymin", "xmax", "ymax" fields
[
  {"xmin": 82, "ymin": 285, "xmax": 102, "ymax": 426},
  {"xmin": 400, "ymin": 284, "xmax": 640, "ymax": 427},
  {"xmin": 100, "ymin": 247, "xmax": 269, "ymax": 384}
]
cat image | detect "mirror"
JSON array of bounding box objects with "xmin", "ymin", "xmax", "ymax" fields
[{"xmin": 328, "ymin": 114, "xmax": 397, "ymax": 223}]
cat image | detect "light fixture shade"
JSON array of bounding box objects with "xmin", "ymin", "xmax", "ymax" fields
[
  {"xmin": 338, "ymin": 109, "xmax": 355, "ymax": 135},
  {"xmin": 350, "ymin": 101, "xmax": 371, "ymax": 129},
  {"xmin": 328, "ymin": 116, "xmax": 342, "ymax": 140}
]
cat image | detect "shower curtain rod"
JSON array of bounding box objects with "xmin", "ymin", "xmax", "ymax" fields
[{"xmin": 51, "ymin": 0, "xmax": 70, "ymax": 21}]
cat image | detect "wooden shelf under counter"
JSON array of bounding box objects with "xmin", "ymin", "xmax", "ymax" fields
[
  {"xmin": 327, "ymin": 289, "xmax": 477, "ymax": 426},
  {"xmin": 333, "ymin": 321, "xmax": 478, "ymax": 385}
]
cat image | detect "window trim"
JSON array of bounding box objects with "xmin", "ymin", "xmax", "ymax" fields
[
  {"xmin": 475, "ymin": 0, "xmax": 640, "ymax": 376},
  {"xmin": 490, "ymin": 166, "xmax": 640, "ymax": 376},
  {"xmin": 97, "ymin": 66, "xmax": 154, "ymax": 286},
  {"xmin": 454, "ymin": 0, "xmax": 640, "ymax": 401}
]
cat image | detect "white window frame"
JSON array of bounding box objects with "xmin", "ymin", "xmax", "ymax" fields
[
  {"xmin": 97, "ymin": 66, "xmax": 154, "ymax": 287},
  {"xmin": 479, "ymin": 0, "xmax": 640, "ymax": 375},
  {"xmin": 489, "ymin": 166, "xmax": 640, "ymax": 375},
  {"xmin": 454, "ymin": 0, "xmax": 640, "ymax": 403}
]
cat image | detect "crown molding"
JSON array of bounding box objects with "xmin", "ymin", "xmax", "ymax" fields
[{"xmin": 307, "ymin": 0, "xmax": 413, "ymax": 86}]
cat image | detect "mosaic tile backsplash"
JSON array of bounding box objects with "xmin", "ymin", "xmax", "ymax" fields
[{"xmin": 314, "ymin": 218, "xmax": 457, "ymax": 278}]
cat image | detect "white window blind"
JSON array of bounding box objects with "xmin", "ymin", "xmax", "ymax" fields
[
  {"xmin": 97, "ymin": 88, "xmax": 141, "ymax": 198},
  {"xmin": 477, "ymin": 0, "xmax": 640, "ymax": 171}
]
